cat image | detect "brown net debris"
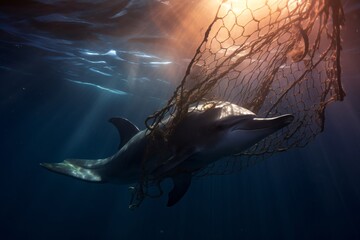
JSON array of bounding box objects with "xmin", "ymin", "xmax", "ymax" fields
[{"xmin": 145, "ymin": 0, "xmax": 345, "ymax": 176}]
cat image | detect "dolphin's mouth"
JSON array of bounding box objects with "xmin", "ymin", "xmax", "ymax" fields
[{"xmin": 233, "ymin": 114, "xmax": 294, "ymax": 131}]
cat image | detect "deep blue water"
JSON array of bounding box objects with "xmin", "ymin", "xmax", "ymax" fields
[{"xmin": 1, "ymin": 1, "xmax": 360, "ymax": 239}]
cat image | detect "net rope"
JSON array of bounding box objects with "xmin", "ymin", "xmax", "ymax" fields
[{"xmin": 145, "ymin": 0, "xmax": 345, "ymax": 176}]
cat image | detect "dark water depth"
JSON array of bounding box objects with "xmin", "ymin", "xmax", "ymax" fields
[{"xmin": 1, "ymin": 1, "xmax": 360, "ymax": 239}]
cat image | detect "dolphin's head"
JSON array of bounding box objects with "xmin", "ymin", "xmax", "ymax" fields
[
  {"xmin": 169, "ymin": 102, "xmax": 294, "ymax": 161},
  {"xmin": 211, "ymin": 113, "xmax": 294, "ymax": 156}
]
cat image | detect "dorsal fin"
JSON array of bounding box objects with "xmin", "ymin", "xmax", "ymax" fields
[{"xmin": 109, "ymin": 117, "xmax": 140, "ymax": 149}]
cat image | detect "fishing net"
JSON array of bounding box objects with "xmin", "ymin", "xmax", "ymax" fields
[{"xmin": 145, "ymin": 0, "xmax": 345, "ymax": 176}]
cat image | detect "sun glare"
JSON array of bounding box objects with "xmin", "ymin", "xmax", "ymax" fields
[
  {"xmin": 216, "ymin": 0, "xmax": 303, "ymax": 12},
  {"xmin": 213, "ymin": 0, "xmax": 306, "ymax": 24},
  {"xmin": 206, "ymin": 0, "xmax": 309, "ymax": 53}
]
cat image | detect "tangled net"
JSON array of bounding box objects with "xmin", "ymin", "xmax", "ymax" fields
[{"xmin": 145, "ymin": 0, "xmax": 345, "ymax": 176}]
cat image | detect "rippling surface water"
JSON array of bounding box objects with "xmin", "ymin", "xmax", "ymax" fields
[{"xmin": 1, "ymin": 1, "xmax": 360, "ymax": 239}]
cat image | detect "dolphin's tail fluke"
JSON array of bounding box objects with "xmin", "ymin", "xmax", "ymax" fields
[{"xmin": 40, "ymin": 158, "xmax": 110, "ymax": 182}]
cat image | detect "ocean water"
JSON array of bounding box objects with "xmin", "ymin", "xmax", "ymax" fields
[{"xmin": 1, "ymin": 1, "xmax": 360, "ymax": 239}]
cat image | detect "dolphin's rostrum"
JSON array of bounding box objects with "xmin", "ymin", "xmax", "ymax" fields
[{"xmin": 41, "ymin": 101, "xmax": 294, "ymax": 208}]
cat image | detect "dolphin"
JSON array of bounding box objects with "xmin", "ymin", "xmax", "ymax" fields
[{"xmin": 40, "ymin": 101, "xmax": 294, "ymax": 208}]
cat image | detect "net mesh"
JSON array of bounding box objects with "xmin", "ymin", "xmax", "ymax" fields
[{"xmin": 145, "ymin": 0, "xmax": 345, "ymax": 176}]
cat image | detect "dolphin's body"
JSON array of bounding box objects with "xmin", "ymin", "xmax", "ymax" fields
[{"xmin": 41, "ymin": 101, "xmax": 293, "ymax": 207}]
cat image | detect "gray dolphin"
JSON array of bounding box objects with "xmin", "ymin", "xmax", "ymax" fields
[{"xmin": 41, "ymin": 101, "xmax": 293, "ymax": 207}]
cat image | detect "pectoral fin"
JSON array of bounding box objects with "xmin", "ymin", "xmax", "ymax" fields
[{"xmin": 167, "ymin": 172, "xmax": 192, "ymax": 207}]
